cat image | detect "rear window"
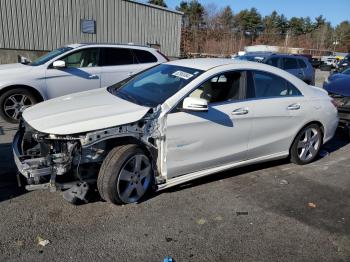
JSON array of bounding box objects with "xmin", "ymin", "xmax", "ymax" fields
[
  {"xmin": 100, "ymin": 48, "xmax": 136, "ymax": 66},
  {"xmin": 266, "ymin": 57, "xmax": 279, "ymax": 67},
  {"xmin": 298, "ymin": 59, "xmax": 307, "ymax": 68},
  {"xmin": 133, "ymin": 49, "xmax": 158, "ymax": 63},
  {"xmin": 283, "ymin": 58, "xmax": 299, "ymax": 70},
  {"xmin": 249, "ymin": 70, "xmax": 302, "ymax": 98}
]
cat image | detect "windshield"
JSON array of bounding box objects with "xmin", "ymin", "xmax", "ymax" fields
[
  {"xmin": 108, "ymin": 64, "xmax": 204, "ymax": 107},
  {"xmin": 30, "ymin": 47, "xmax": 73, "ymax": 66}
]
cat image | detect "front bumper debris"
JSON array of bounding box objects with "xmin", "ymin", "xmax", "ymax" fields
[
  {"xmin": 13, "ymin": 131, "xmax": 52, "ymax": 179},
  {"xmin": 12, "ymin": 128, "xmax": 77, "ymax": 191}
]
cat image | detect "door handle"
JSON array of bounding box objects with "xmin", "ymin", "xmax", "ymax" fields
[
  {"xmin": 88, "ymin": 74, "xmax": 99, "ymax": 79},
  {"xmin": 232, "ymin": 107, "xmax": 249, "ymax": 115},
  {"xmin": 287, "ymin": 103, "xmax": 301, "ymax": 110}
]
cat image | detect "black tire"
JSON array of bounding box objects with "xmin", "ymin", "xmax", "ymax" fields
[
  {"xmin": 290, "ymin": 124, "xmax": 323, "ymax": 165},
  {"xmin": 0, "ymin": 88, "xmax": 39, "ymax": 123},
  {"xmin": 97, "ymin": 144, "xmax": 153, "ymax": 205}
]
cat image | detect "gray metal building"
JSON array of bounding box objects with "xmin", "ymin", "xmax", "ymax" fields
[{"xmin": 0, "ymin": 0, "xmax": 182, "ymax": 63}]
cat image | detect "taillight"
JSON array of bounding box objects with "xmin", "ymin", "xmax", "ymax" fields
[{"xmin": 157, "ymin": 50, "xmax": 169, "ymax": 61}]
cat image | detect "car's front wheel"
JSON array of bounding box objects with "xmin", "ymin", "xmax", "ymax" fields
[
  {"xmin": 0, "ymin": 88, "xmax": 38, "ymax": 123},
  {"xmin": 290, "ymin": 124, "xmax": 322, "ymax": 165},
  {"xmin": 97, "ymin": 144, "xmax": 153, "ymax": 205}
]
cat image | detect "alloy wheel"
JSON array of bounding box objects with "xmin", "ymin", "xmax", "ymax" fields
[
  {"xmin": 117, "ymin": 154, "xmax": 152, "ymax": 203},
  {"xmin": 3, "ymin": 94, "xmax": 33, "ymax": 120},
  {"xmin": 297, "ymin": 127, "xmax": 320, "ymax": 161}
]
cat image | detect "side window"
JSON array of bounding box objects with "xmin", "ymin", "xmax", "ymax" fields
[
  {"xmin": 62, "ymin": 48, "xmax": 98, "ymax": 68},
  {"xmin": 298, "ymin": 59, "xmax": 307, "ymax": 68},
  {"xmin": 250, "ymin": 71, "xmax": 302, "ymax": 98},
  {"xmin": 100, "ymin": 48, "xmax": 135, "ymax": 66},
  {"xmin": 283, "ymin": 58, "xmax": 299, "ymax": 70},
  {"xmin": 266, "ymin": 57, "xmax": 279, "ymax": 67},
  {"xmin": 133, "ymin": 49, "xmax": 158, "ymax": 63},
  {"xmin": 188, "ymin": 71, "xmax": 244, "ymax": 104}
]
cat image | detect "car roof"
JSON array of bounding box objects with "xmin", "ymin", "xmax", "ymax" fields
[
  {"xmin": 269, "ymin": 53, "xmax": 307, "ymax": 60},
  {"xmin": 65, "ymin": 43, "xmax": 155, "ymax": 50},
  {"xmin": 165, "ymin": 58, "xmax": 250, "ymax": 71}
]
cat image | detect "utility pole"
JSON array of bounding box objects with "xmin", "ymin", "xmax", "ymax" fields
[{"xmin": 284, "ymin": 30, "xmax": 290, "ymax": 53}]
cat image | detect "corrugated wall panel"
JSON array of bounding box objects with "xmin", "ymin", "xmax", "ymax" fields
[
  {"xmin": 0, "ymin": 0, "xmax": 182, "ymax": 57},
  {"xmin": 0, "ymin": 1, "xmax": 4, "ymax": 48}
]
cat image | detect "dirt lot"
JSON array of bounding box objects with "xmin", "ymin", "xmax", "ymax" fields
[{"xmin": 0, "ymin": 70, "xmax": 349, "ymax": 262}]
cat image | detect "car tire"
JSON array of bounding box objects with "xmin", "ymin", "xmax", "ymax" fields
[
  {"xmin": 290, "ymin": 124, "xmax": 323, "ymax": 165},
  {"xmin": 97, "ymin": 144, "xmax": 153, "ymax": 205},
  {"xmin": 0, "ymin": 88, "xmax": 39, "ymax": 123}
]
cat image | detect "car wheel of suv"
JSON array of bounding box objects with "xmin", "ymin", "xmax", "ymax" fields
[
  {"xmin": 97, "ymin": 144, "xmax": 153, "ymax": 205},
  {"xmin": 290, "ymin": 124, "xmax": 322, "ymax": 165},
  {"xmin": 0, "ymin": 88, "xmax": 38, "ymax": 123}
]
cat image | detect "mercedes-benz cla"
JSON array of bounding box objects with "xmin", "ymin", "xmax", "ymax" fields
[{"xmin": 13, "ymin": 59, "xmax": 338, "ymax": 205}]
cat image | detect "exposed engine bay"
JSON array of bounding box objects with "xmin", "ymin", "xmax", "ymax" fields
[{"xmin": 13, "ymin": 107, "xmax": 166, "ymax": 202}]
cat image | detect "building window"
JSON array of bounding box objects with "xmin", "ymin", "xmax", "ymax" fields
[{"xmin": 81, "ymin": 19, "xmax": 96, "ymax": 34}]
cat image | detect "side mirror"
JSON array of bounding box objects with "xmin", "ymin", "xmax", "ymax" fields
[
  {"xmin": 53, "ymin": 60, "xmax": 66, "ymax": 69},
  {"xmin": 17, "ymin": 55, "xmax": 31, "ymax": 64},
  {"xmin": 182, "ymin": 97, "xmax": 208, "ymax": 112}
]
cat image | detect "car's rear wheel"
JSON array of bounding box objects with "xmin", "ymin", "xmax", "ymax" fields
[
  {"xmin": 0, "ymin": 88, "xmax": 38, "ymax": 123},
  {"xmin": 290, "ymin": 124, "xmax": 322, "ymax": 165},
  {"xmin": 97, "ymin": 144, "xmax": 153, "ymax": 205}
]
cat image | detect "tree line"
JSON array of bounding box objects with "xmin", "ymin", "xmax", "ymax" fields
[{"xmin": 148, "ymin": 0, "xmax": 350, "ymax": 55}]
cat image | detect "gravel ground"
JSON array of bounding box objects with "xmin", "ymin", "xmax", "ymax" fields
[{"xmin": 1, "ymin": 69, "xmax": 349, "ymax": 262}]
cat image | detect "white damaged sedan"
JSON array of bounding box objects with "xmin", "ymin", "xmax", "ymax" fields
[{"xmin": 13, "ymin": 59, "xmax": 338, "ymax": 204}]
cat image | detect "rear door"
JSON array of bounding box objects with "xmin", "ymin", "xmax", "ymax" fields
[
  {"xmin": 297, "ymin": 58, "xmax": 313, "ymax": 84},
  {"xmin": 99, "ymin": 47, "xmax": 140, "ymax": 87},
  {"xmin": 246, "ymin": 70, "xmax": 306, "ymax": 159},
  {"xmin": 99, "ymin": 48, "xmax": 159, "ymax": 87},
  {"xmin": 282, "ymin": 57, "xmax": 304, "ymax": 81},
  {"xmin": 45, "ymin": 48, "xmax": 101, "ymax": 98}
]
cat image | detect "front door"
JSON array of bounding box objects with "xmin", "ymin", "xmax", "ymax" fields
[
  {"xmin": 166, "ymin": 71, "xmax": 253, "ymax": 178},
  {"xmin": 45, "ymin": 48, "xmax": 101, "ymax": 99}
]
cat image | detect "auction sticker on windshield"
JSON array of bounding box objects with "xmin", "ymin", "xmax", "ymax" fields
[{"xmin": 172, "ymin": 71, "xmax": 194, "ymax": 80}]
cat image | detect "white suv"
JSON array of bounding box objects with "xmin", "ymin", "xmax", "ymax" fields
[{"xmin": 0, "ymin": 43, "xmax": 168, "ymax": 122}]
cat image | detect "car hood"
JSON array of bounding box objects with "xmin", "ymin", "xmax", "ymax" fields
[
  {"xmin": 328, "ymin": 73, "xmax": 350, "ymax": 82},
  {"xmin": 324, "ymin": 77, "xmax": 350, "ymax": 97},
  {"xmin": 0, "ymin": 63, "xmax": 33, "ymax": 77},
  {"xmin": 22, "ymin": 88, "xmax": 151, "ymax": 135}
]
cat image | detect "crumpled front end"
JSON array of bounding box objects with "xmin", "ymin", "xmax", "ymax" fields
[
  {"xmin": 12, "ymin": 106, "xmax": 167, "ymax": 193},
  {"xmin": 13, "ymin": 121, "xmax": 80, "ymax": 189}
]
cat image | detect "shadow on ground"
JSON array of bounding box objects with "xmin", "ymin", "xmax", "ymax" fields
[
  {"xmin": 0, "ymin": 142, "xmax": 27, "ymax": 202},
  {"xmin": 0, "ymin": 172, "xmax": 27, "ymax": 203}
]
